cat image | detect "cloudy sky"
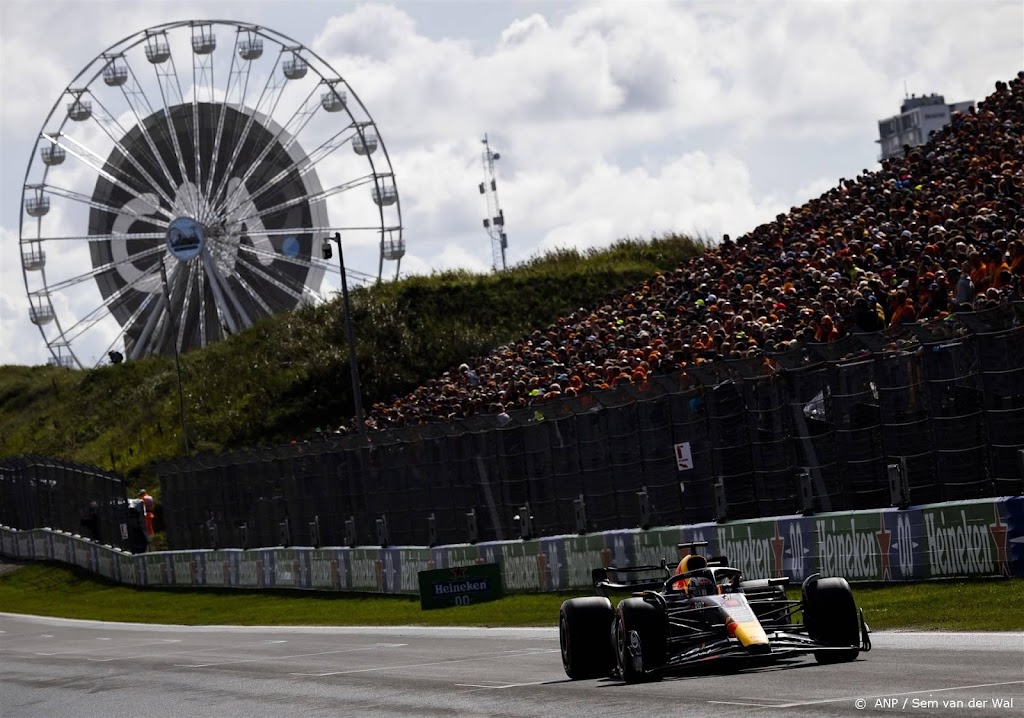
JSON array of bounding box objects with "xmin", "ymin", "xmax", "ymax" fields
[{"xmin": 1, "ymin": 0, "xmax": 1021, "ymax": 367}]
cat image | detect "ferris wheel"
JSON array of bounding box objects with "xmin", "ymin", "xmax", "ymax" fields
[{"xmin": 19, "ymin": 20, "xmax": 404, "ymax": 369}]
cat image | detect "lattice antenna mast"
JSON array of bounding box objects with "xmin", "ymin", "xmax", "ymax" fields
[{"xmin": 479, "ymin": 133, "xmax": 508, "ymax": 271}]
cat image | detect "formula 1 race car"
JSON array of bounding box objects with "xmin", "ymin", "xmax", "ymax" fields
[{"xmin": 558, "ymin": 542, "xmax": 871, "ymax": 683}]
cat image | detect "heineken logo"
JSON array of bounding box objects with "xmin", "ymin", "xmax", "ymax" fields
[
  {"xmin": 715, "ymin": 522, "xmax": 786, "ymax": 579},
  {"xmin": 419, "ymin": 562, "xmax": 503, "ymax": 610},
  {"xmin": 172, "ymin": 557, "xmax": 194, "ymax": 585},
  {"xmin": 433, "ymin": 578, "xmax": 491, "ymax": 596},
  {"xmin": 350, "ymin": 557, "xmax": 383, "ymax": 590},
  {"xmin": 206, "ymin": 559, "xmax": 226, "ymax": 586},
  {"xmin": 238, "ymin": 560, "xmax": 261, "ymax": 586},
  {"xmin": 924, "ymin": 507, "xmax": 1008, "ymax": 578},
  {"xmin": 816, "ymin": 518, "xmax": 879, "ymax": 580},
  {"xmin": 501, "ymin": 550, "xmax": 542, "ymax": 591},
  {"xmin": 276, "ymin": 560, "xmax": 296, "ymax": 583},
  {"xmin": 310, "ymin": 558, "xmax": 338, "ymax": 588}
]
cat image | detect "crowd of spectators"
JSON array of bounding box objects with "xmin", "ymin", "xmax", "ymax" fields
[{"xmin": 353, "ymin": 74, "xmax": 1024, "ymax": 431}]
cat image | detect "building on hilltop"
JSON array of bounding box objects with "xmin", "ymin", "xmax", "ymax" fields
[{"xmin": 876, "ymin": 92, "xmax": 974, "ymax": 161}]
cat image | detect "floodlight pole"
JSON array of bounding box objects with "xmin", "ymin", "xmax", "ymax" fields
[
  {"xmin": 329, "ymin": 232, "xmax": 366, "ymax": 435},
  {"xmin": 160, "ymin": 257, "xmax": 191, "ymax": 457}
]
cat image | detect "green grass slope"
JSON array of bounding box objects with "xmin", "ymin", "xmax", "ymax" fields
[{"xmin": 0, "ymin": 235, "xmax": 703, "ymax": 487}]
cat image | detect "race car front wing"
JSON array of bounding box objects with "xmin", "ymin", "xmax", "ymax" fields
[{"xmin": 653, "ymin": 608, "xmax": 871, "ymax": 672}]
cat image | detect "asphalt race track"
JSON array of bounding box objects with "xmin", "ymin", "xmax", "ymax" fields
[{"xmin": 1, "ymin": 612, "xmax": 1021, "ymax": 718}]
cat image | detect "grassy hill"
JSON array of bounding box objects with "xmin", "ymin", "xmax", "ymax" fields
[{"xmin": 0, "ymin": 234, "xmax": 703, "ymax": 487}]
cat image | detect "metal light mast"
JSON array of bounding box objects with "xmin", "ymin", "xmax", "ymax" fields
[{"xmin": 479, "ymin": 133, "xmax": 508, "ymax": 271}]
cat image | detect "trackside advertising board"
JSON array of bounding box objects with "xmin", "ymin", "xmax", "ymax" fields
[
  {"xmin": 1, "ymin": 497, "xmax": 1021, "ymax": 595},
  {"xmin": 418, "ymin": 563, "xmax": 503, "ymax": 610}
]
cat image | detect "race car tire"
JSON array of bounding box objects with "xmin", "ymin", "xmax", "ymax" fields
[
  {"xmin": 803, "ymin": 577, "xmax": 860, "ymax": 664},
  {"xmin": 559, "ymin": 597, "xmax": 615, "ymax": 679},
  {"xmin": 614, "ymin": 598, "xmax": 666, "ymax": 684}
]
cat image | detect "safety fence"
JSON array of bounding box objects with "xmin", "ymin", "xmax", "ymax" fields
[
  {"xmin": 1, "ymin": 497, "xmax": 1020, "ymax": 594},
  {"xmin": 156, "ymin": 303, "xmax": 1024, "ymax": 552},
  {"xmin": 0, "ymin": 456, "xmax": 131, "ymax": 550}
]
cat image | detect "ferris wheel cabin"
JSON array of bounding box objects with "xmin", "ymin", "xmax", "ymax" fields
[
  {"xmin": 102, "ymin": 60, "xmax": 128, "ymax": 86},
  {"xmin": 282, "ymin": 49, "xmax": 307, "ymax": 80},
  {"xmin": 192, "ymin": 24, "xmax": 217, "ymax": 54},
  {"xmin": 22, "ymin": 242, "xmax": 46, "ymax": 271},
  {"xmin": 41, "ymin": 144, "xmax": 65, "ymax": 166},
  {"xmin": 353, "ymin": 130, "xmax": 378, "ymax": 156},
  {"xmin": 67, "ymin": 97, "xmax": 91, "ymax": 122},
  {"xmin": 144, "ymin": 33, "xmax": 170, "ymax": 64}
]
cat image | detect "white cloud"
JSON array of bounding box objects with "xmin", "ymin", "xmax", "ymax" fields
[{"xmin": 1, "ymin": 0, "xmax": 1022, "ymax": 365}]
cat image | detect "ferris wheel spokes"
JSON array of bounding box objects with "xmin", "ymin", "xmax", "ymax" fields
[
  {"xmin": 239, "ymin": 257, "xmax": 309, "ymax": 305},
  {"xmin": 115, "ymin": 56, "xmax": 186, "ymax": 206},
  {"xmin": 190, "ymin": 23, "xmax": 218, "ymax": 220},
  {"xmin": 42, "ymin": 244, "xmax": 164, "ymax": 294},
  {"xmin": 44, "ymin": 131, "xmax": 176, "ymax": 223},
  {"xmin": 230, "ymin": 173, "xmax": 379, "ymax": 228},
  {"xmin": 82, "ymin": 90, "xmax": 181, "ymax": 211},
  {"xmin": 27, "ymin": 231, "xmax": 164, "ymax": 243},
  {"xmin": 145, "ymin": 32, "xmax": 197, "ymax": 218},
  {"xmin": 212, "ymin": 85, "xmax": 323, "ymax": 222},
  {"xmin": 202, "ymin": 249, "xmax": 257, "ymax": 327},
  {"xmin": 236, "ymin": 242, "xmax": 369, "ymax": 287},
  {"xmin": 178, "ymin": 260, "xmax": 205, "ymax": 353},
  {"xmin": 230, "ymin": 125, "xmax": 362, "ymax": 214},
  {"xmin": 234, "ymin": 224, "xmax": 386, "ymax": 239},
  {"xmin": 231, "ymin": 269, "xmax": 275, "ymax": 317},
  {"xmin": 202, "ymin": 28, "xmax": 246, "ymax": 214},
  {"xmin": 204, "ymin": 50, "xmax": 289, "ymax": 222},
  {"xmin": 128, "ymin": 285, "xmax": 170, "ymax": 361},
  {"xmin": 37, "ymin": 182, "xmax": 170, "ymax": 227},
  {"xmin": 100, "ymin": 288, "xmax": 160, "ymax": 362},
  {"xmin": 54, "ymin": 258, "xmax": 164, "ymax": 346}
]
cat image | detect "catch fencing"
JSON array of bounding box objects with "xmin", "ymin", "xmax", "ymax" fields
[
  {"xmin": 0, "ymin": 456, "xmax": 130, "ymax": 549},
  {"xmin": 156, "ymin": 302, "xmax": 1024, "ymax": 552}
]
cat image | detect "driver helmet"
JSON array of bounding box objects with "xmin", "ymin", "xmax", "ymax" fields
[{"xmin": 687, "ymin": 575, "xmax": 715, "ymax": 597}]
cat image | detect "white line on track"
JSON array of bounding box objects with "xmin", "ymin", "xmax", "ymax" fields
[
  {"xmin": 291, "ymin": 648, "xmax": 559, "ymax": 677},
  {"xmin": 87, "ymin": 640, "xmax": 275, "ymax": 662},
  {"xmin": 175, "ymin": 644, "xmax": 398, "ymax": 668},
  {"xmin": 0, "ymin": 633, "xmax": 72, "ymax": 644},
  {"xmin": 35, "ymin": 639, "xmax": 181, "ymax": 656},
  {"xmin": 454, "ymin": 680, "xmax": 550, "ymax": 690},
  {"xmin": 707, "ymin": 696, "xmax": 791, "ymax": 706},
  {"xmin": 709, "ymin": 680, "xmax": 1024, "ymax": 710}
]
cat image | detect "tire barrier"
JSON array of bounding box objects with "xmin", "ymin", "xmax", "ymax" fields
[{"xmin": 3, "ymin": 496, "xmax": 1020, "ymax": 595}]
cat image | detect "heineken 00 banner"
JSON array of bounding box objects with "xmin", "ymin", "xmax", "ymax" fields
[
  {"xmin": 2, "ymin": 497, "xmax": 1021, "ymax": 595},
  {"xmin": 418, "ymin": 563, "xmax": 503, "ymax": 610},
  {"xmin": 921, "ymin": 501, "xmax": 1014, "ymax": 579}
]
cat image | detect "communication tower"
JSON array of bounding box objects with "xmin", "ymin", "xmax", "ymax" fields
[{"xmin": 479, "ymin": 134, "xmax": 508, "ymax": 271}]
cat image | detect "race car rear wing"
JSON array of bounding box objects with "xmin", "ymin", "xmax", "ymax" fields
[
  {"xmin": 592, "ymin": 562, "xmax": 672, "ymax": 595},
  {"xmin": 676, "ymin": 541, "xmax": 729, "ymax": 567}
]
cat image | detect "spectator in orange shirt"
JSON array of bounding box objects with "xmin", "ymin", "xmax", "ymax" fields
[
  {"xmin": 815, "ymin": 315, "xmax": 840, "ymax": 342},
  {"xmin": 889, "ymin": 294, "xmax": 918, "ymax": 326},
  {"xmin": 968, "ymin": 252, "xmax": 988, "ymax": 286},
  {"xmin": 988, "ymin": 247, "xmax": 1011, "ymax": 288}
]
